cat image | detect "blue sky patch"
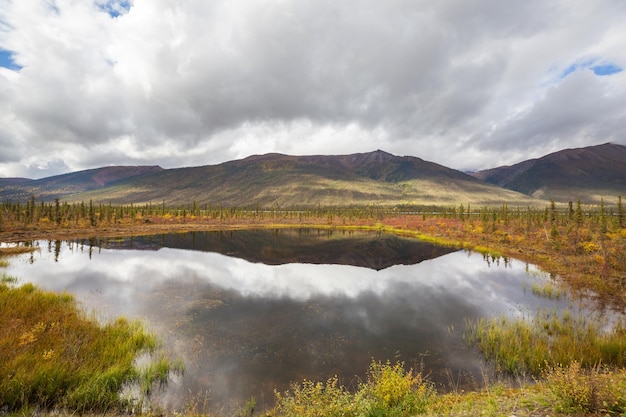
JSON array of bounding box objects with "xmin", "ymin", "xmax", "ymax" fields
[
  {"xmin": 560, "ymin": 59, "xmax": 622, "ymax": 79},
  {"xmin": 591, "ymin": 64, "xmax": 622, "ymax": 76},
  {"xmin": 99, "ymin": 0, "xmax": 131, "ymax": 18},
  {"xmin": 0, "ymin": 50, "xmax": 22, "ymax": 71}
]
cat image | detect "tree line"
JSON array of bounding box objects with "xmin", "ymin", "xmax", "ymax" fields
[{"xmin": 0, "ymin": 196, "xmax": 623, "ymax": 232}]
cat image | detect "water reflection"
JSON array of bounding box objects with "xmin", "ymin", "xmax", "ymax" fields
[
  {"xmin": 6, "ymin": 229, "xmax": 571, "ymax": 412},
  {"xmin": 86, "ymin": 228, "xmax": 459, "ymax": 270}
]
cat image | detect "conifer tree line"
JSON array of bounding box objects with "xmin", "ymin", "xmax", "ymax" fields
[{"xmin": 0, "ymin": 196, "xmax": 624, "ymax": 232}]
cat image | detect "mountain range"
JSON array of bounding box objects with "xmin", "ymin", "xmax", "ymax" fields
[
  {"xmin": 471, "ymin": 143, "xmax": 626, "ymax": 204},
  {"xmin": 1, "ymin": 143, "xmax": 624, "ymax": 207}
]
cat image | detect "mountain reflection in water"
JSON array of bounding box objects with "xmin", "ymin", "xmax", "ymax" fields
[
  {"xmin": 94, "ymin": 228, "xmax": 458, "ymax": 270},
  {"xmin": 7, "ymin": 229, "xmax": 571, "ymax": 412}
]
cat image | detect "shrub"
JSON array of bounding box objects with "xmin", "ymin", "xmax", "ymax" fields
[
  {"xmin": 274, "ymin": 376, "xmax": 365, "ymax": 417},
  {"xmin": 365, "ymin": 360, "xmax": 436, "ymax": 416},
  {"xmin": 273, "ymin": 360, "xmax": 436, "ymax": 417},
  {"xmin": 544, "ymin": 361, "xmax": 626, "ymax": 414}
]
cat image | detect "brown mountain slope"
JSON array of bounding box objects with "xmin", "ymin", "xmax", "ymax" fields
[
  {"xmin": 472, "ymin": 143, "xmax": 626, "ymax": 204},
  {"xmin": 64, "ymin": 151, "xmax": 542, "ymax": 207},
  {"xmin": 0, "ymin": 166, "xmax": 164, "ymax": 201}
]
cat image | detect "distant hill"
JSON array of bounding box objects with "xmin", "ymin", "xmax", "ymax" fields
[
  {"xmin": 0, "ymin": 166, "xmax": 164, "ymax": 202},
  {"xmin": 0, "ymin": 178, "xmax": 31, "ymax": 187},
  {"xmin": 0, "ymin": 150, "xmax": 540, "ymax": 207},
  {"xmin": 59, "ymin": 150, "xmax": 540, "ymax": 207},
  {"xmin": 472, "ymin": 143, "xmax": 626, "ymax": 204}
]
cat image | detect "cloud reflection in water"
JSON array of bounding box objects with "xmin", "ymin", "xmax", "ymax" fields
[{"xmin": 7, "ymin": 232, "xmax": 569, "ymax": 412}]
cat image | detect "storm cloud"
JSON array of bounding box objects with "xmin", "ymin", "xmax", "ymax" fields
[{"xmin": 1, "ymin": 0, "xmax": 625, "ymax": 178}]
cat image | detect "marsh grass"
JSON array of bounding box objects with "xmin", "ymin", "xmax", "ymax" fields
[
  {"xmin": 0, "ymin": 278, "xmax": 183, "ymax": 413},
  {"xmin": 465, "ymin": 310, "xmax": 626, "ymax": 376},
  {"xmin": 530, "ymin": 281, "xmax": 566, "ymax": 300}
]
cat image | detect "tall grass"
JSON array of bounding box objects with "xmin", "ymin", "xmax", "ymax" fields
[
  {"xmin": 465, "ymin": 310, "xmax": 626, "ymax": 376},
  {"xmin": 0, "ymin": 277, "xmax": 183, "ymax": 413},
  {"xmin": 530, "ymin": 281, "xmax": 566, "ymax": 300}
]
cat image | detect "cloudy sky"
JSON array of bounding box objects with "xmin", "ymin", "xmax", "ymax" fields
[{"xmin": 1, "ymin": 0, "xmax": 625, "ymax": 178}]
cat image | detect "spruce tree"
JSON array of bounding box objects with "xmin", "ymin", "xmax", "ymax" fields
[
  {"xmin": 618, "ymin": 195, "xmax": 624, "ymax": 229},
  {"xmin": 599, "ymin": 198, "xmax": 607, "ymax": 235}
]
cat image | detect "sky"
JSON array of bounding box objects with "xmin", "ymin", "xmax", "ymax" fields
[{"xmin": 1, "ymin": 0, "xmax": 625, "ymax": 179}]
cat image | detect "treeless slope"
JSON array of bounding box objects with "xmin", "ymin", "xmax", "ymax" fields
[
  {"xmin": 472, "ymin": 143, "xmax": 626, "ymax": 203},
  {"xmin": 0, "ymin": 166, "xmax": 164, "ymax": 201},
  {"xmin": 68, "ymin": 151, "xmax": 541, "ymax": 207}
]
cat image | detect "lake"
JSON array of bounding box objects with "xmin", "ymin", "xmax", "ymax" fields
[{"xmin": 5, "ymin": 228, "xmax": 575, "ymax": 412}]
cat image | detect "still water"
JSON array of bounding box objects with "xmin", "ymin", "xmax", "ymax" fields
[{"xmin": 6, "ymin": 229, "xmax": 573, "ymax": 411}]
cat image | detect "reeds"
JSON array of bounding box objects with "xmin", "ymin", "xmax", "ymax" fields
[
  {"xmin": 465, "ymin": 310, "xmax": 626, "ymax": 376},
  {"xmin": 530, "ymin": 281, "xmax": 566, "ymax": 300}
]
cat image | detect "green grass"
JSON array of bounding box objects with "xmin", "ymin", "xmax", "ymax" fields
[
  {"xmin": 0, "ymin": 278, "xmax": 183, "ymax": 413},
  {"xmin": 464, "ymin": 310, "xmax": 626, "ymax": 376},
  {"xmin": 530, "ymin": 281, "xmax": 566, "ymax": 300}
]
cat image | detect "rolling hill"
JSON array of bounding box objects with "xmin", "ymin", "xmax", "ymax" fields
[
  {"xmin": 63, "ymin": 151, "xmax": 542, "ymax": 207},
  {"xmin": 0, "ymin": 166, "xmax": 164, "ymax": 202},
  {"xmin": 471, "ymin": 143, "xmax": 626, "ymax": 204},
  {"xmin": 0, "ymin": 150, "xmax": 541, "ymax": 207}
]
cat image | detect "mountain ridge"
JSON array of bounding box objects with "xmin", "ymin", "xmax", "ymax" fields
[
  {"xmin": 0, "ymin": 166, "xmax": 164, "ymax": 202},
  {"xmin": 1, "ymin": 145, "xmax": 624, "ymax": 206},
  {"xmin": 81, "ymin": 150, "xmax": 512, "ymax": 207},
  {"xmin": 472, "ymin": 143, "xmax": 626, "ymax": 203}
]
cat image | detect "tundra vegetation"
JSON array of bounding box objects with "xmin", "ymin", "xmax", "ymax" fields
[
  {"xmin": 0, "ymin": 273, "xmax": 184, "ymax": 414},
  {"xmin": 0, "ymin": 196, "xmax": 625, "ymax": 416}
]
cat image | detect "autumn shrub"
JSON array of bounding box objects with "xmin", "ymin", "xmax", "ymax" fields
[
  {"xmin": 365, "ymin": 360, "xmax": 436, "ymax": 416},
  {"xmin": 274, "ymin": 376, "xmax": 365, "ymax": 417},
  {"xmin": 544, "ymin": 361, "xmax": 626, "ymax": 414},
  {"xmin": 273, "ymin": 360, "xmax": 435, "ymax": 417}
]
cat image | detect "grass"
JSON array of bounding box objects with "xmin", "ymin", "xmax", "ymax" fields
[
  {"xmin": 0, "ymin": 276, "xmax": 183, "ymax": 413},
  {"xmin": 530, "ymin": 281, "xmax": 566, "ymax": 299},
  {"xmin": 465, "ymin": 310, "xmax": 626, "ymax": 376}
]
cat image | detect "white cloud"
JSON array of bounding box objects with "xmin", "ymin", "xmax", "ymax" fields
[{"xmin": 0, "ymin": 0, "xmax": 625, "ymax": 178}]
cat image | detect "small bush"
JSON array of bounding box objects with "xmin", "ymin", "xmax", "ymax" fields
[
  {"xmin": 273, "ymin": 360, "xmax": 436, "ymax": 417},
  {"xmin": 365, "ymin": 360, "xmax": 435, "ymax": 416},
  {"xmin": 274, "ymin": 376, "xmax": 364, "ymax": 417},
  {"xmin": 544, "ymin": 361, "xmax": 626, "ymax": 414}
]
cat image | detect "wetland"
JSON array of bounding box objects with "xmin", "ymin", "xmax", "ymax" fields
[{"xmin": 5, "ymin": 228, "xmax": 581, "ymax": 412}]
